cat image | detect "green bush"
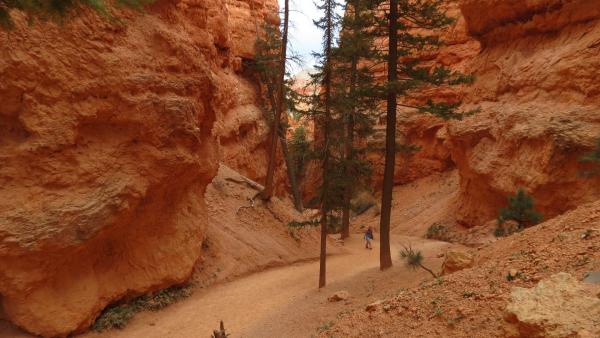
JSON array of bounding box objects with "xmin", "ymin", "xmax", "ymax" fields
[
  {"xmin": 92, "ymin": 284, "xmax": 192, "ymax": 332},
  {"xmin": 0, "ymin": 0, "xmax": 153, "ymax": 30},
  {"xmin": 426, "ymin": 223, "xmax": 449, "ymax": 241},
  {"xmin": 498, "ymin": 188, "xmax": 542, "ymax": 231}
]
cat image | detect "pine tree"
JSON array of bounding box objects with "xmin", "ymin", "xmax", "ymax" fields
[
  {"xmin": 310, "ymin": 0, "xmax": 341, "ymax": 288},
  {"xmin": 498, "ymin": 188, "xmax": 543, "ymax": 231},
  {"xmin": 0, "ymin": 0, "xmax": 151, "ymax": 29},
  {"xmin": 378, "ymin": 0, "xmax": 475, "ymax": 270},
  {"xmin": 261, "ymin": 0, "xmax": 290, "ymax": 202},
  {"xmin": 252, "ymin": 22, "xmax": 304, "ymax": 211},
  {"xmin": 333, "ymin": 0, "xmax": 382, "ymax": 239}
]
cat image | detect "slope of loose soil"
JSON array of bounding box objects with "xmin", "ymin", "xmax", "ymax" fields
[
  {"xmin": 192, "ymin": 164, "xmax": 330, "ymax": 288},
  {"xmin": 320, "ymin": 200, "xmax": 600, "ymax": 337},
  {"xmin": 354, "ymin": 170, "xmax": 459, "ymax": 237}
]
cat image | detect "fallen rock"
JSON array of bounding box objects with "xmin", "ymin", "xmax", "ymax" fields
[
  {"xmin": 442, "ymin": 251, "xmax": 474, "ymax": 275},
  {"xmin": 366, "ymin": 300, "xmax": 383, "ymax": 312},
  {"xmin": 505, "ymin": 273, "xmax": 600, "ymax": 337},
  {"xmin": 328, "ymin": 291, "xmax": 350, "ymax": 302}
]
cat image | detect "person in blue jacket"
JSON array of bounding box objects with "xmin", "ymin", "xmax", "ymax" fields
[{"xmin": 364, "ymin": 226, "xmax": 374, "ymax": 250}]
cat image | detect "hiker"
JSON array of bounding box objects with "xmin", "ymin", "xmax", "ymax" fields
[{"xmin": 364, "ymin": 226, "xmax": 374, "ymax": 250}]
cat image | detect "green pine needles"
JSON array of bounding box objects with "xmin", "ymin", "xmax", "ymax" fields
[
  {"xmin": 399, "ymin": 244, "xmax": 438, "ymax": 278},
  {"xmin": 497, "ymin": 188, "xmax": 543, "ymax": 235},
  {"xmin": 0, "ymin": 0, "xmax": 153, "ymax": 30}
]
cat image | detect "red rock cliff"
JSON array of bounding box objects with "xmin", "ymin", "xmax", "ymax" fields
[
  {"xmin": 0, "ymin": 0, "xmax": 278, "ymax": 336},
  {"xmin": 450, "ymin": 0, "xmax": 600, "ymax": 225},
  {"xmin": 368, "ymin": 0, "xmax": 600, "ymax": 227}
]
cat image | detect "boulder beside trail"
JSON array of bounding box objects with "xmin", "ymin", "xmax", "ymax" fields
[{"xmin": 505, "ymin": 273, "xmax": 600, "ymax": 338}]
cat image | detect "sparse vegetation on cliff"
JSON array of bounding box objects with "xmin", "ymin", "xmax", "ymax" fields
[{"xmin": 0, "ymin": 0, "xmax": 152, "ymax": 29}]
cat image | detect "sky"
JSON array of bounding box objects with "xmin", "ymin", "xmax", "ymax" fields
[{"xmin": 278, "ymin": 0, "xmax": 343, "ymax": 75}]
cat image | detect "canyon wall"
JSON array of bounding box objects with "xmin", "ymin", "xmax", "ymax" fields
[
  {"xmin": 368, "ymin": 0, "xmax": 600, "ymax": 227},
  {"xmin": 0, "ymin": 0, "xmax": 278, "ymax": 336},
  {"xmin": 450, "ymin": 0, "xmax": 600, "ymax": 225}
]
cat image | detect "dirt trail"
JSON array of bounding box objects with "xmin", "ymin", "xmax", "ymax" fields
[
  {"xmin": 0, "ymin": 170, "xmax": 461, "ymax": 338},
  {"xmin": 78, "ymin": 234, "xmax": 458, "ymax": 338}
]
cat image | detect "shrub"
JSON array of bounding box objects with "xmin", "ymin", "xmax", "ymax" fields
[
  {"xmin": 0, "ymin": 0, "xmax": 153, "ymax": 30},
  {"xmin": 426, "ymin": 223, "xmax": 449, "ymax": 241},
  {"xmin": 93, "ymin": 284, "xmax": 192, "ymax": 331},
  {"xmin": 92, "ymin": 302, "xmax": 140, "ymax": 331},
  {"xmin": 498, "ymin": 188, "xmax": 542, "ymax": 231}
]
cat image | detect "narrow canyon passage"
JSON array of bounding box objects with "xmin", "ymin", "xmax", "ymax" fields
[
  {"xmin": 80, "ymin": 235, "xmax": 458, "ymax": 338},
  {"xmin": 0, "ymin": 169, "xmax": 461, "ymax": 338}
]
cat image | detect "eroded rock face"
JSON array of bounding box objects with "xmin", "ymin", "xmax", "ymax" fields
[
  {"xmin": 449, "ymin": 0, "xmax": 600, "ymax": 226},
  {"xmin": 505, "ymin": 273, "xmax": 600, "ymax": 337},
  {"xmin": 0, "ymin": 0, "xmax": 277, "ymax": 336}
]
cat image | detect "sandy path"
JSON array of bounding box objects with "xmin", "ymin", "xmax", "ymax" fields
[{"xmin": 79, "ymin": 235, "xmax": 457, "ymax": 338}]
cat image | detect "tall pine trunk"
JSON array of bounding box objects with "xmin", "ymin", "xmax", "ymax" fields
[
  {"xmin": 262, "ymin": 0, "xmax": 289, "ymax": 201},
  {"xmin": 278, "ymin": 127, "xmax": 304, "ymax": 211},
  {"xmin": 319, "ymin": 0, "xmax": 335, "ymax": 289},
  {"xmin": 379, "ymin": 0, "xmax": 398, "ymax": 270},
  {"xmin": 341, "ymin": 0, "xmax": 361, "ymax": 240},
  {"xmin": 264, "ymin": 72, "xmax": 304, "ymax": 212}
]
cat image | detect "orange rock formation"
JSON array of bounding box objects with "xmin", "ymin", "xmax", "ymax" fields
[
  {"xmin": 369, "ymin": 0, "xmax": 600, "ymax": 227},
  {"xmin": 0, "ymin": 0, "xmax": 278, "ymax": 336},
  {"xmin": 450, "ymin": 0, "xmax": 600, "ymax": 225}
]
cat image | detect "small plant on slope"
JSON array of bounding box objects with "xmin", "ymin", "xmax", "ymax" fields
[
  {"xmin": 400, "ymin": 245, "xmax": 438, "ymax": 278},
  {"xmin": 497, "ymin": 188, "xmax": 543, "ymax": 235}
]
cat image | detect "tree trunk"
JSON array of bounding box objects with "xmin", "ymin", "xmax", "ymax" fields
[
  {"xmin": 262, "ymin": 0, "xmax": 289, "ymax": 201},
  {"xmin": 379, "ymin": 0, "xmax": 398, "ymax": 271},
  {"xmin": 319, "ymin": 0, "xmax": 335, "ymax": 289},
  {"xmin": 264, "ymin": 69, "xmax": 304, "ymax": 212},
  {"xmin": 341, "ymin": 0, "xmax": 361, "ymax": 240},
  {"xmin": 319, "ymin": 212, "xmax": 327, "ymax": 288},
  {"xmin": 278, "ymin": 126, "xmax": 304, "ymax": 212}
]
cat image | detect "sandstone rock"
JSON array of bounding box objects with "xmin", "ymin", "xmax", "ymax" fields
[
  {"xmin": 505, "ymin": 273, "xmax": 600, "ymax": 338},
  {"xmin": 442, "ymin": 251, "xmax": 474, "ymax": 275},
  {"xmin": 328, "ymin": 291, "xmax": 350, "ymax": 302},
  {"xmin": 449, "ymin": 0, "xmax": 600, "ymax": 226},
  {"xmin": 0, "ymin": 0, "xmax": 279, "ymax": 336},
  {"xmin": 366, "ymin": 300, "xmax": 383, "ymax": 312}
]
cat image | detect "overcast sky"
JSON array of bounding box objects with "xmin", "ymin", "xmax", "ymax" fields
[{"xmin": 279, "ymin": 0, "xmax": 343, "ymax": 74}]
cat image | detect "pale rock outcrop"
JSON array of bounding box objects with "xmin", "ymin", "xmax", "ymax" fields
[
  {"xmin": 0, "ymin": 0, "xmax": 278, "ymax": 336},
  {"xmin": 505, "ymin": 272, "xmax": 600, "ymax": 337},
  {"xmin": 442, "ymin": 250, "xmax": 474, "ymax": 274}
]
